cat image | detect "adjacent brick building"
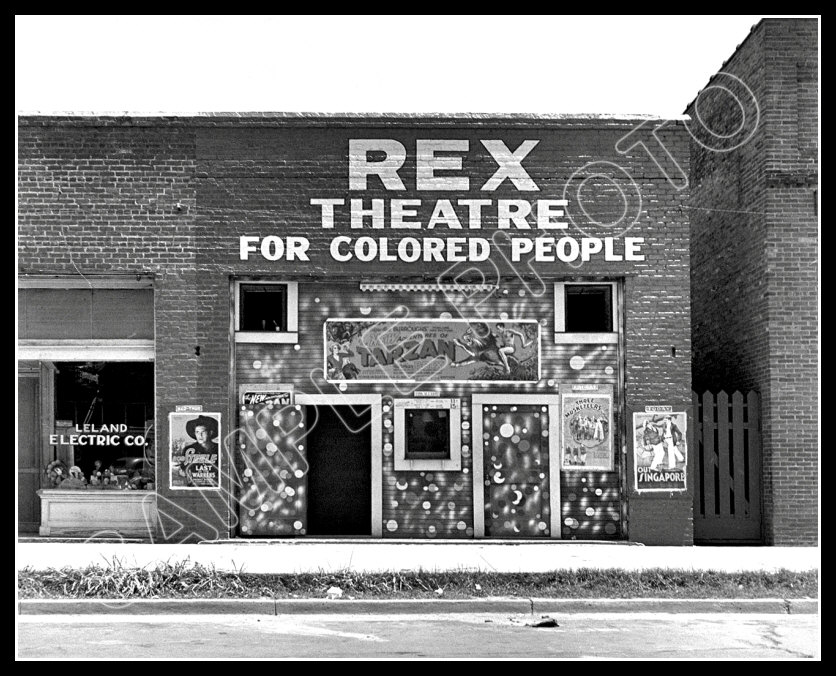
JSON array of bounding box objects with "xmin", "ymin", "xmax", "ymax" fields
[
  {"xmin": 18, "ymin": 114, "xmax": 695, "ymax": 545},
  {"xmin": 688, "ymin": 18, "xmax": 818, "ymax": 544}
]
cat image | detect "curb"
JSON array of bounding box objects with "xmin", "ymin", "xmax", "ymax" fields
[
  {"xmin": 531, "ymin": 598, "xmax": 818, "ymax": 615},
  {"xmin": 18, "ymin": 597, "xmax": 818, "ymax": 616}
]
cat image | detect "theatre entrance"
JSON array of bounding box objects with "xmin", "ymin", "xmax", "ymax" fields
[{"xmin": 304, "ymin": 405, "xmax": 372, "ymax": 537}]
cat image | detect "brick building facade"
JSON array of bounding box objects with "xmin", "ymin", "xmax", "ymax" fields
[
  {"xmin": 18, "ymin": 114, "xmax": 695, "ymax": 545},
  {"xmin": 688, "ymin": 18, "xmax": 818, "ymax": 545}
]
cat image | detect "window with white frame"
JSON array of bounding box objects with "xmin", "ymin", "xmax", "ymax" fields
[
  {"xmin": 554, "ymin": 282, "xmax": 619, "ymax": 344},
  {"xmin": 233, "ymin": 280, "xmax": 298, "ymax": 344},
  {"xmin": 394, "ymin": 398, "xmax": 462, "ymax": 471}
]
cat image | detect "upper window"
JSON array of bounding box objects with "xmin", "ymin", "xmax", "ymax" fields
[
  {"xmin": 18, "ymin": 279, "xmax": 155, "ymax": 361},
  {"xmin": 18, "ymin": 288, "xmax": 154, "ymax": 340},
  {"xmin": 555, "ymin": 282, "xmax": 618, "ymax": 344},
  {"xmin": 239, "ymin": 284, "xmax": 288, "ymax": 332},
  {"xmin": 233, "ymin": 281, "xmax": 298, "ymax": 344},
  {"xmin": 565, "ymin": 285, "xmax": 613, "ymax": 333}
]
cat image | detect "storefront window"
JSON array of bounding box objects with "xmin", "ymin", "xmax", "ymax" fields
[{"xmin": 50, "ymin": 362, "xmax": 154, "ymax": 490}]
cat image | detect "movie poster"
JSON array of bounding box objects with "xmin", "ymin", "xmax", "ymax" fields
[
  {"xmin": 560, "ymin": 388, "xmax": 614, "ymax": 471},
  {"xmin": 323, "ymin": 319, "xmax": 540, "ymax": 383},
  {"xmin": 169, "ymin": 412, "xmax": 221, "ymax": 490},
  {"xmin": 632, "ymin": 411, "xmax": 688, "ymax": 492},
  {"xmin": 241, "ymin": 389, "xmax": 293, "ymax": 408}
]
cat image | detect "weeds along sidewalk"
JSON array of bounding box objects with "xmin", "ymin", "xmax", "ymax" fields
[{"xmin": 18, "ymin": 561, "xmax": 818, "ymax": 601}]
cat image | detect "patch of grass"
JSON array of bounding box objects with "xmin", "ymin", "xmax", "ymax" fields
[{"xmin": 17, "ymin": 560, "xmax": 818, "ymax": 600}]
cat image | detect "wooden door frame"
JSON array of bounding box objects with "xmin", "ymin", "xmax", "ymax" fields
[
  {"xmin": 18, "ymin": 362, "xmax": 57, "ymax": 472},
  {"xmin": 471, "ymin": 394, "xmax": 562, "ymax": 539},
  {"xmin": 39, "ymin": 362, "xmax": 56, "ymax": 470},
  {"xmin": 294, "ymin": 394, "xmax": 383, "ymax": 537},
  {"xmin": 18, "ymin": 362, "xmax": 56, "ymax": 532}
]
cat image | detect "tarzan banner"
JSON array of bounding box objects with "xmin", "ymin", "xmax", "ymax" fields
[
  {"xmin": 560, "ymin": 388, "xmax": 614, "ymax": 471},
  {"xmin": 324, "ymin": 319, "xmax": 540, "ymax": 383}
]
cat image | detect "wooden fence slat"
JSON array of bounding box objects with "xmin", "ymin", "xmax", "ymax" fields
[
  {"xmin": 731, "ymin": 391, "xmax": 747, "ymax": 518},
  {"xmin": 747, "ymin": 391, "xmax": 762, "ymax": 524},
  {"xmin": 692, "ymin": 391, "xmax": 702, "ymax": 517},
  {"xmin": 716, "ymin": 390, "xmax": 731, "ymax": 517},
  {"xmin": 702, "ymin": 391, "xmax": 717, "ymax": 518}
]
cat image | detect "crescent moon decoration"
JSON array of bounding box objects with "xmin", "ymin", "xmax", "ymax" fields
[
  {"xmin": 395, "ymin": 480, "xmax": 409, "ymax": 491},
  {"xmin": 513, "ymin": 525, "xmax": 521, "ymax": 533},
  {"xmin": 493, "ymin": 472, "xmax": 506, "ymax": 484},
  {"xmin": 492, "ymin": 462, "xmax": 503, "ymax": 470},
  {"xmin": 512, "ymin": 490, "xmax": 524, "ymax": 505}
]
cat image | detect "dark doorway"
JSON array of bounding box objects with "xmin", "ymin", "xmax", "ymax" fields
[{"xmin": 305, "ymin": 405, "xmax": 372, "ymax": 536}]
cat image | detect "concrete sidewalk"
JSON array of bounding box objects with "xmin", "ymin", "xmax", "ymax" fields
[
  {"xmin": 16, "ymin": 540, "xmax": 819, "ymax": 574},
  {"xmin": 18, "ymin": 597, "xmax": 819, "ymax": 616}
]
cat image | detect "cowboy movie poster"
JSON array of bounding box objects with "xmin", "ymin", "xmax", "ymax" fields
[
  {"xmin": 324, "ymin": 319, "xmax": 540, "ymax": 383},
  {"xmin": 633, "ymin": 411, "xmax": 688, "ymax": 492},
  {"xmin": 169, "ymin": 412, "xmax": 221, "ymax": 490},
  {"xmin": 560, "ymin": 389, "xmax": 614, "ymax": 471}
]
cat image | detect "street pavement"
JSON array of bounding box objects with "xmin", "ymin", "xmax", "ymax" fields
[{"xmin": 17, "ymin": 612, "xmax": 820, "ymax": 659}]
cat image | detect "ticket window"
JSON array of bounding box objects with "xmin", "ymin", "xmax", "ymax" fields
[
  {"xmin": 393, "ymin": 398, "xmax": 462, "ymax": 472},
  {"xmin": 404, "ymin": 409, "xmax": 451, "ymax": 461}
]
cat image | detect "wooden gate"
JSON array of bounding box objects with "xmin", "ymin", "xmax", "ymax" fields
[{"xmin": 693, "ymin": 391, "xmax": 762, "ymax": 543}]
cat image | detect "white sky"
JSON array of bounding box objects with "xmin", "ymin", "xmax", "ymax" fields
[{"xmin": 15, "ymin": 15, "xmax": 810, "ymax": 118}]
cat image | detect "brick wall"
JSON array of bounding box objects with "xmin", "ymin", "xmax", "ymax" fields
[
  {"xmin": 18, "ymin": 115, "xmax": 691, "ymax": 544},
  {"xmin": 687, "ymin": 19, "xmax": 818, "ymax": 544}
]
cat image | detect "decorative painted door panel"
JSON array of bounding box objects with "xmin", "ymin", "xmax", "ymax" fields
[
  {"xmin": 474, "ymin": 396, "xmax": 561, "ymax": 538},
  {"xmin": 237, "ymin": 395, "xmax": 308, "ymax": 537}
]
